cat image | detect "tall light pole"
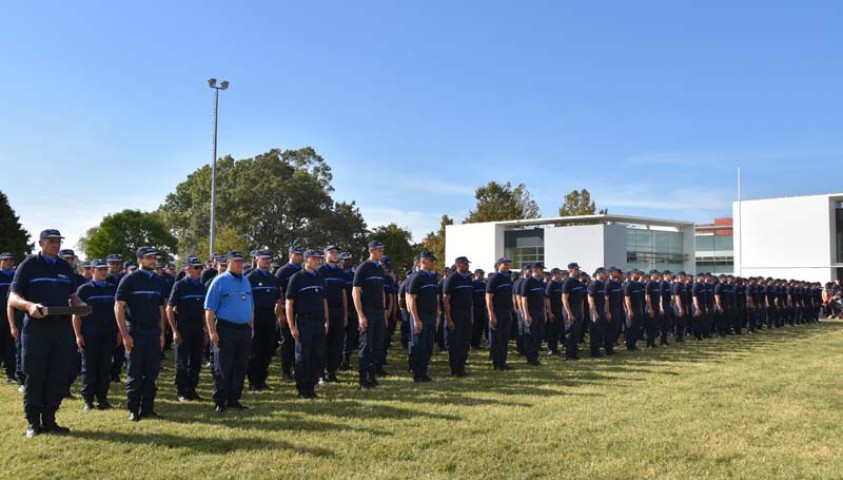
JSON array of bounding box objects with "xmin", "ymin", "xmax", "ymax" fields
[{"xmin": 208, "ymin": 78, "xmax": 229, "ymax": 257}]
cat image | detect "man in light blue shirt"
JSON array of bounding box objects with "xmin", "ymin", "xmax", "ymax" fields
[{"xmin": 205, "ymin": 251, "xmax": 253, "ymax": 413}]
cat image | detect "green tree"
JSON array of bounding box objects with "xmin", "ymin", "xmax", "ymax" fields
[
  {"xmin": 0, "ymin": 191, "xmax": 33, "ymax": 261},
  {"xmin": 422, "ymin": 215, "xmax": 453, "ymax": 267},
  {"xmin": 558, "ymin": 189, "xmax": 597, "ymax": 217},
  {"xmin": 158, "ymin": 147, "xmax": 368, "ymax": 261},
  {"xmin": 366, "ymin": 223, "xmax": 416, "ymax": 273},
  {"xmin": 464, "ymin": 181, "xmax": 540, "ymax": 223},
  {"xmin": 79, "ymin": 210, "xmax": 178, "ymax": 262}
]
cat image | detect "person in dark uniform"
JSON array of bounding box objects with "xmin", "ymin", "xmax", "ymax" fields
[
  {"xmin": 587, "ymin": 268, "xmax": 609, "ymax": 357},
  {"xmin": 703, "ymin": 273, "xmax": 717, "ymax": 336},
  {"xmin": 435, "ymin": 268, "xmax": 448, "ymax": 353},
  {"xmin": 545, "ymin": 268, "xmax": 564, "ymax": 356},
  {"xmin": 286, "ymin": 250, "xmax": 328, "ymax": 399},
  {"xmin": 562, "ymin": 263, "xmax": 586, "ymax": 361},
  {"xmin": 713, "ymin": 275, "xmax": 730, "ymax": 337},
  {"xmin": 398, "ymin": 272, "xmax": 411, "ymax": 351},
  {"xmin": 644, "ymin": 270, "xmax": 662, "ymax": 348},
  {"xmin": 353, "ymin": 240, "xmax": 388, "ymax": 389},
  {"xmin": 486, "ymin": 257, "xmax": 513, "ymax": 371},
  {"xmin": 72, "ymin": 259, "xmax": 117, "ymax": 411},
  {"xmin": 340, "ymin": 252, "xmax": 358, "ymax": 371},
  {"xmin": 379, "ymin": 256, "xmax": 396, "ymax": 376},
  {"xmin": 318, "ymin": 245, "xmax": 347, "ymax": 384},
  {"xmin": 407, "ymin": 251, "xmax": 439, "ymax": 382},
  {"xmin": 0, "ymin": 252, "xmax": 18, "ymax": 383},
  {"xmin": 58, "ymin": 249, "xmax": 86, "ymax": 398},
  {"xmin": 200, "ymin": 253, "xmax": 222, "ymax": 286},
  {"xmin": 115, "ymin": 247, "xmax": 166, "ymax": 421},
  {"xmin": 167, "ymin": 256, "xmax": 207, "ymax": 402},
  {"xmin": 513, "ymin": 265, "xmax": 530, "ymax": 356},
  {"xmin": 691, "ymin": 273, "xmax": 707, "ymax": 340},
  {"xmin": 520, "ymin": 262, "xmax": 547, "ymax": 365},
  {"xmin": 105, "ymin": 253, "xmax": 127, "ymax": 383},
  {"xmin": 623, "ymin": 270, "xmax": 644, "ymax": 351},
  {"xmin": 671, "ymin": 272, "xmax": 687, "ymax": 342},
  {"xmin": 205, "ymin": 251, "xmax": 253, "ymax": 413},
  {"xmin": 605, "ymin": 267, "xmax": 624, "ymax": 354},
  {"xmin": 470, "ymin": 269, "xmax": 488, "ymax": 350},
  {"xmin": 443, "ymin": 256, "xmax": 473, "ymax": 376},
  {"xmin": 246, "ymin": 249, "xmax": 281, "ymax": 392},
  {"xmin": 275, "ymin": 246, "xmax": 304, "ymax": 381},
  {"xmin": 8, "ymin": 229, "xmax": 86, "ymax": 437},
  {"xmin": 659, "ymin": 271, "xmax": 674, "ymax": 345}
]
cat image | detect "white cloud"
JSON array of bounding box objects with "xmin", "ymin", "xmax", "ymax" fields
[{"xmin": 357, "ymin": 206, "xmax": 452, "ymax": 242}]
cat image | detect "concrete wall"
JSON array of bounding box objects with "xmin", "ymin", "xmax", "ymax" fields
[
  {"xmin": 544, "ymin": 224, "xmax": 607, "ymax": 271},
  {"xmin": 734, "ymin": 194, "xmax": 835, "ymax": 282},
  {"xmin": 603, "ymin": 224, "xmax": 628, "ymax": 270},
  {"xmin": 445, "ymin": 222, "xmax": 502, "ymax": 273}
]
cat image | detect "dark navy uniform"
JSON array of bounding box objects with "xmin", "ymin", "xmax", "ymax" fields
[
  {"xmin": 443, "ymin": 268, "xmax": 473, "ymax": 376},
  {"xmin": 75, "ymin": 279, "xmax": 117, "ymax": 406},
  {"xmin": 671, "ymin": 280, "xmax": 686, "ymax": 341},
  {"xmin": 286, "ymin": 267, "xmax": 327, "ymax": 398},
  {"xmin": 353, "ymin": 259, "xmax": 387, "ymax": 387},
  {"xmin": 318, "ymin": 261, "xmax": 347, "ymax": 379},
  {"xmin": 0, "ymin": 266, "xmax": 17, "ymax": 382},
  {"xmin": 341, "ymin": 261, "xmax": 358, "ymax": 369},
  {"xmin": 605, "ymin": 276, "xmax": 624, "ymax": 351},
  {"xmin": 470, "ymin": 275, "xmax": 488, "ymax": 349},
  {"xmin": 398, "ymin": 278, "xmax": 410, "ymax": 350},
  {"xmin": 407, "ymin": 269, "xmax": 438, "ymax": 380},
  {"xmin": 520, "ymin": 273, "xmax": 546, "ymax": 364},
  {"xmin": 246, "ymin": 267, "xmax": 279, "ymax": 390},
  {"xmin": 168, "ymin": 276, "xmax": 207, "ymax": 399},
  {"xmin": 275, "ymin": 262, "xmax": 302, "ymax": 379},
  {"xmin": 116, "ymin": 268, "xmax": 165, "ymax": 416},
  {"xmin": 645, "ymin": 278, "xmax": 662, "ymax": 348},
  {"xmin": 545, "ymin": 278, "xmax": 564, "ymax": 355},
  {"xmin": 588, "ymin": 278, "xmax": 607, "ymax": 356},
  {"xmin": 10, "ymin": 252, "xmax": 77, "ymax": 430},
  {"xmin": 486, "ymin": 266, "xmax": 513, "ymax": 370},
  {"xmin": 623, "ymin": 278, "xmax": 645, "ymax": 351},
  {"xmin": 659, "ymin": 278, "xmax": 672, "ymax": 345},
  {"xmin": 562, "ymin": 275, "xmax": 586, "ymax": 360}
]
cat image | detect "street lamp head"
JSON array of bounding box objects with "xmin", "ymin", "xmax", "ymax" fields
[
  {"xmin": 220, "ymin": 80, "xmax": 229, "ymax": 90},
  {"xmin": 208, "ymin": 78, "xmax": 217, "ymax": 88}
]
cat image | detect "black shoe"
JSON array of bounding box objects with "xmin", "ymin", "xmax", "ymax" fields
[
  {"xmin": 565, "ymin": 357, "xmax": 579, "ymax": 362},
  {"xmin": 190, "ymin": 392, "xmax": 204, "ymax": 401},
  {"xmin": 413, "ymin": 375, "xmax": 424, "ymax": 383},
  {"xmin": 83, "ymin": 402, "xmax": 96, "ymax": 411},
  {"xmin": 283, "ymin": 372, "xmax": 295, "ymax": 381},
  {"xmin": 327, "ymin": 372, "xmax": 339, "ymax": 383},
  {"xmin": 140, "ymin": 410, "xmax": 163, "ymax": 419},
  {"xmin": 501, "ymin": 364, "xmax": 514, "ymax": 371},
  {"xmin": 128, "ymin": 412, "xmax": 141, "ymax": 422},
  {"xmin": 214, "ymin": 404, "xmax": 226, "ymax": 414},
  {"xmin": 227, "ymin": 401, "xmax": 249, "ymax": 410},
  {"xmin": 43, "ymin": 423, "xmax": 70, "ymax": 435},
  {"xmin": 548, "ymin": 350, "xmax": 562, "ymax": 356},
  {"xmin": 359, "ymin": 382, "xmax": 373, "ymax": 391},
  {"xmin": 605, "ymin": 349, "xmax": 616, "ymax": 356},
  {"xmin": 527, "ymin": 360, "xmax": 541, "ymax": 366},
  {"xmin": 25, "ymin": 424, "xmax": 42, "ymax": 438},
  {"xmin": 6, "ymin": 376, "xmax": 17, "ymax": 384},
  {"xmin": 420, "ymin": 374, "xmax": 434, "ymax": 382},
  {"xmin": 376, "ymin": 367, "xmax": 390, "ymax": 377},
  {"xmin": 97, "ymin": 401, "xmax": 113, "ymax": 410}
]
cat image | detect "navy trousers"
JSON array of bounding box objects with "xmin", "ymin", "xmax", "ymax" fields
[
  {"xmin": 21, "ymin": 317, "xmax": 73, "ymax": 424},
  {"xmin": 247, "ymin": 309, "xmax": 276, "ymax": 387},
  {"xmin": 625, "ymin": 310, "xmax": 642, "ymax": 351},
  {"xmin": 175, "ymin": 325, "xmax": 204, "ymax": 396},
  {"xmin": 359, "ymin": 308, "xmax": 385, "ymax": 381},
  {"xmin": 125, "ymin": 328, "xmax": 161, "ymax": 414},
  {"xmin": 213, "ymin": 321, "xmax": 251, "ymax": 405},
  {"xmin": 80, "ymin": 326, "xmax": 115, "ymax": 404},
  {"xmin": 294, "ymin": 315, "xmax": 326, "ymax": 395},
  {"xmin": 471, "ymin": 306, "xmax": 488, "ymax": 349},
  {"xmin": 0, "ymin": 319, "xmax": 16, "ymax": 379},
  {"xmin": 489, "ymin": 308, "xmax": 512, "ymax": 368},
  {"xmin": 565, "ymin": 313, "xmax": 583, "ymax": 359},
  {"xmin": 445, "ymin": 310, "xmax": 471, "ymax": 373},
  {"xmin": 279, "ymin": 325, "xmax": 295, "ymax": 376},
  {"xmin": 409, "ymin": 311, "xmax": 435, "ymax": 377},
  {"xmin": 589, "ymin": 311, "xmax": 607, "ymax": 354},
  {"xmin": 343, "ymin": 312, "xmax": 359, "ymax": 362},
  {"xmin": 522, "ymin": 308, "xmax": 545, "ymax": 363},
  {"xmin": 324, "ymin": 307, "xmax": 345, "ymax": 374}
]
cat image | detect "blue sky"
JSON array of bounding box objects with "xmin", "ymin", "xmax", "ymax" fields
[{"xmin": 1, "ymin": 1, "xmax": 841, "ymax": 251}]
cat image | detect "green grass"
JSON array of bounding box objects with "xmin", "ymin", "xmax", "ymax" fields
[{"xmin": 2, "ymin": 321, "xmax": 843, "ymax": 479}]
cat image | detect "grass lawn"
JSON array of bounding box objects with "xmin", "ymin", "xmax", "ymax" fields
[{"xmin": 1, "ymin": 320, "xmax": 842, "ymax": 479}]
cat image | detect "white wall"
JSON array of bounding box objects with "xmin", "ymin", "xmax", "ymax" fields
[
  {"xmin": 603, "ymin": 224, "xmax": 627, "ymax": 269},
  {"xmin": 734, "ymin": 194, "xmax": 835, "ymax": 282},
  {"xmin": 544, "ymin": 224, "xmax": 607, "ymax": 272},
  {"xmin": 445, "ymin": 222, "xmax": 502, "ymax": 273}
]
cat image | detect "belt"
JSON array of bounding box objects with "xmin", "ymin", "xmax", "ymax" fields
[{"xmin": 217, "ymin": 318, "xmax": 251, "ymax": 330}]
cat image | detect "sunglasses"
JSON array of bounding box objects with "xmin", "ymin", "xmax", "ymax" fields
[{"xmin": 191, "ymin": 266, "xmax": 203, "ymax": 271}]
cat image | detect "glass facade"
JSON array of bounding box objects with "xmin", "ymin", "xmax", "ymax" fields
[
  {"xmin": 504, "ymin": 229, "xmax": 544, "ymax": 270},
  {"xmin": 695, "ymin": 234, "xmax": 734, "ymax": 274},
  {"xmin": 836, "ymin": 209, "xmax": 843, "ymax": 263},
  {"xmin": 626, "ymin": 229, "xmax": 686, "ymax": 272}
]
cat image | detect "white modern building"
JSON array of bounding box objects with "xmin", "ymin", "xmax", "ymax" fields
[
  {"xmin": 733, "ymin": 193, "xmax": 843, "ymax": 283},
  {"xmin": 445, "ymin": 214, "xmax": 696, "ymax": 274}
]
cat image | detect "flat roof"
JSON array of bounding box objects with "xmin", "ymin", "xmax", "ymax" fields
[
  {"xmin": 458, "ymin": 214, "xmax": 695, "ymax": 229},
  {"xmin": 735, "ymin": 192, "xmax": 843, "ymax": 203}
]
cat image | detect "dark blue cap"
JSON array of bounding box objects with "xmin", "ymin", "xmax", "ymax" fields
[
  {"xmin": 270, "ymin": 261, "xmax": 280, "ymax": 269},
  {"xmin": 165, "ymin": 263, "xmax": 175, "ymax": 269},
  {"xmin": 90, "ymin": 259, "xmax": 108, "ymax": 268},
  {"xmin": 323, "ymin": 245, "xmax": 340, "ymax": 252},
  {"xmin": 494, "ymin": 257, "xmax": 511, "ymax": 267},
  {"xmin": 288, "ymin": 246, "xmax": 304, "ymax": 254},
  {"xmin": 474, "ymin": 268, "xmax": 485, "ymax": 274},
  {"xmin": 136, "ymin": 247, "xmax": 156, "ymax": 258},
  {"xmin": 382, "ymin": 255, "xmax": 393, "ymax": 266},
  {"xmin": 0, "ymin": 252, "xmax": 14, "ymax": 260},
  {"xmin": 454, "ymin": 256, "xmax": 471, "ymax": 264},
  {"xmin": 677, "ymin": 271, "xmax": 687, "ymax": 276},
  {"xmin": 184, "ymin": 256, "xmax": 203, "ymax": 267},
  {"xmin": 532, "ymin": 262, "xmax": 545, "ymax": 270},
  {"xmin": 254, "ymin": 249, "xmax": 272, "ymax": 258},
  {"xmin": 550, "ymin": 267, "xmax": 562, "ymax": 274},
  {"xmin": 419, "ymin": 251, "xmax": 436, "ymax": 261},
  {"xmin": 39, "ymin": 229, "xmax": 64, "ymax": 240},
  {"xmin": 609, "ymin": 266, "xmax": 621, "ymax": 274},
  {"xmin": 649, "ymin": 269, "xmax": 660, "ymax": 275},
  {"xmin": 662, "ymin": 270, "xmax": 672, "ymax": 275},
  {"xmin": 368, "ymin": 240, "xmax": 386, "ymax": 250},
  {"xmin": 59, "ymin": 249, "xmax": 75, "ymax": 258},
  {"xmin": 303, "ymin": 249, "xmax": 324, "ymax": 259},
  {"xmin": 339, "ymin": 252, "xmax": 353, "ymax": 260},
  {"xmin": 568, "ymin": 262, "xmax": 580, "ymax": 270},
  {"xmin": 594, "ymin": 267, "xmax": 607, "ymax": 275},
  {"xmin": 227, "ymin": 251, "xmax": 245, "ymax": 261},
  {"xmin": 106, "ymin": 254, "xmax": 122, "ymax": 263}
]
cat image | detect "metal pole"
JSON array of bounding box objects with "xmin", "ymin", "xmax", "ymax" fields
[
  {"xmin": 737, "ymin": 167, "xmax": 742, "ymax": 277},
  {"xmin": 210, "ymin": 88, "xmax": 219, "ymax": 256}
]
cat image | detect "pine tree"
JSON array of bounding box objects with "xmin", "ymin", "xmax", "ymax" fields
[{"xmin": 0, "ymin": 191, "xmax": 33, "ymax": 261}]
